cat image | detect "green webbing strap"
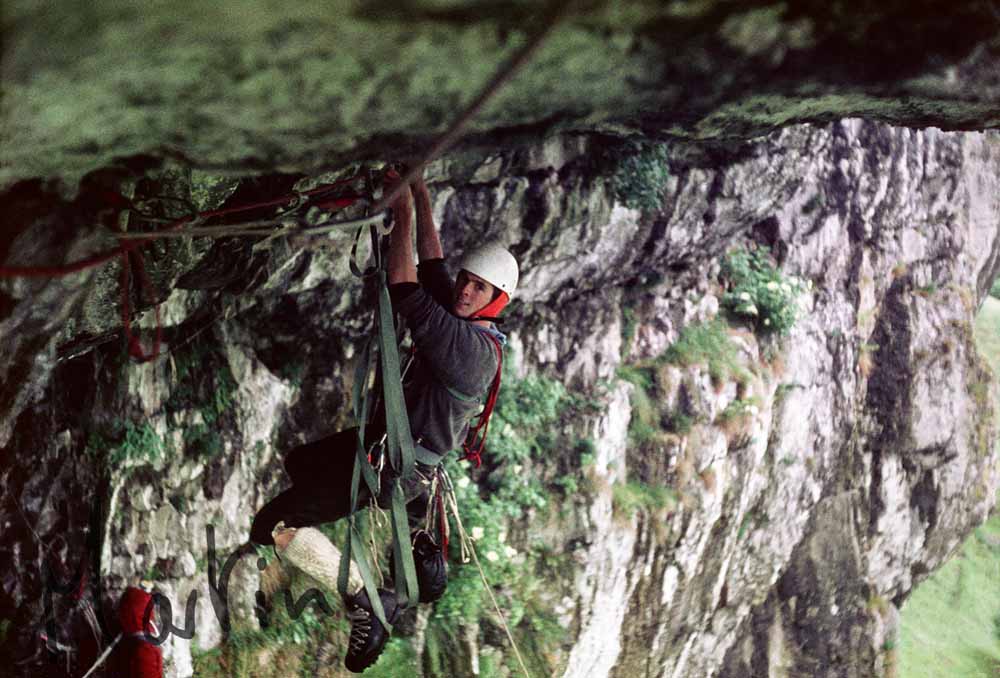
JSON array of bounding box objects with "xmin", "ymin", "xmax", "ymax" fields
[
  {"xmin": 374, "ymin": 264, "xmax": 420, "ymax": 607},
  {"xmin": 390, "ymin": 483, "xmax": 420, "ymax": 607},
  {"xmin": 338, "ymin": 217, "xmax": 420, "ymax": 618},
  {"xmin": 351, "ymin": 337, "xmax": 381, "ymax": 498},
  {"xmin": 338, "ymin": 332, "xmax": 391, "ymax": 629},
  {"xmin": 339, "ymin": 453, "xmax": 393, "ymax": 631},
  {"xmin": 377, "ymin": 269, "xmax": 416, "ymax": 480}
]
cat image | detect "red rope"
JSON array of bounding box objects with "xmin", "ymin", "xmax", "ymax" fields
[
  {"xmin": 0, "ymin": 171, "xmax": 362, "ymax": 279},
  {"xmin": 72, "ymin": 561, "xmax": 89, "ymax": 601},
  {"xmin": 460, "ymin": 336, "xmax": 503, "ymax": 468},
  {"xmin": 120, "ymin": 247, "xmax": 164, "ymax": 361},
  {"xmin": 0, "ymin": 171, "xmax": 365, "ymax": 361},
  {"xmin": 0, "ymin": 243, "xmax": 134, "ymax": 278},
  {"xmin": 436, "ymin": 488, "xmax": 449, "ymax": 561}
]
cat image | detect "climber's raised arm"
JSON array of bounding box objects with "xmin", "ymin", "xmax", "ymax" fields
[
  {"xmin": 411, "ymin": 176, "xmax": 444, "ymax": 262},
  {"xmin": 386, "ymin": 170, "xmax": 417, "ymax": 285}
]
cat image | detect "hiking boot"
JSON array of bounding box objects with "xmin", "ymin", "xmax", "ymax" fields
[
  {"xmin": 387, "ymin": 530, "xmax": 448, "ymax": 604},
  {"xmin": 344, "ymin": 588, "xmax": 400, "ymax": 673},
  {"xmin": 412, "ymin": 530, "xmax": 447, "ymax": 603}
]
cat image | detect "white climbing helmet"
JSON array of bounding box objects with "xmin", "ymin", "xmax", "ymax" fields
[{"xmin": 457, "ymin": 243, "xmax": 519, "ymax": 297}]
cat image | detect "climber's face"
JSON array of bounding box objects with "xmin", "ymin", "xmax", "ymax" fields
[{"xmin": 453, "ymin": 270, "xmax": 495, "ymax": 318}]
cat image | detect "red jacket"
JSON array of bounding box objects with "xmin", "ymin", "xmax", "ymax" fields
[{"xmin": 111, "ymin": 587, "xmax": 163, "ymax": 678}]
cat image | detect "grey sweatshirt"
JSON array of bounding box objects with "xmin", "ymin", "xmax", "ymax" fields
[{"xmin": 390, "ymin": 259, "xmax": 502, "ymax": 456}]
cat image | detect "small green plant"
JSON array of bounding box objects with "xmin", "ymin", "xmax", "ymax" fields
[
  {"xmin": 621, "ymin": 307, "xmax": 639, "ymax": 358},
  {"xmin": 718, "ymin": 397, "xmax": 761, "ymax": 422},
  {"xmin": 611, "ymin": 481, "xmax": 675, "ymax": 518},
  {"xmin": 183, "ymin": 422, "xmax": 224, "ymax": 459},
  {"xmin": 616, "ymin": 364, "xmax": 654, "ymax": 391},
  {"xmin": 574, "ymin": 437, "xmax": 597, "ymax": 460},
  {"xmin": 108, "ymin": 422, "xmax": 165, "ymax": 466},
  {"xmin": 721, "ymin": 246, "xmax": 809, "ymax": 335},
  {"xmin": 617, "ymin": 365, "xmax": 659, "ymax": 443},
  {"xmin": 554, "ymin": 475, "xmax": 579, "ymax": 496},
  {"xmin": 143, "ymin": 562, "xmax": 165, "ymax": 581},
  {"xmin": 662, "ymin": 319, "xmax": 752, "ymax": 385},
  {"xmin": 666, "ymin": 411, "xmax": 694, "ymax": 434},
  {"xmin": 607, "ymin": 141, "xmax": 670, "ymax": 211}
]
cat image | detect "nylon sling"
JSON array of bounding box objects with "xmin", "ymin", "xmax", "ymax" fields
[{"xmin": 337, "ymin": 197, "xmax": 420, "ymax": 631}]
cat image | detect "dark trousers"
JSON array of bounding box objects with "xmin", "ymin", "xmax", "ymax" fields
[{"xmin": 250, "ymin": 428, "xmax": 433, "ymax": 546}]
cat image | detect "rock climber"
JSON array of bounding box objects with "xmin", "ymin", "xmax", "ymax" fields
[{"xmin": 248, "ymin": 167, "xmax": 518, "ymax": 672}]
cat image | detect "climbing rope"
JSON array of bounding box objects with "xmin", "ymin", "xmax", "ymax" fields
[
  {"xmin": 79, "ymin": 633, "xmax": 122, "ymax": 678},
  {"xmin": 371, "ymin": 0, "xmax": 576, "ymax": 215},
  {"xmin": 1, "ymin": 0, "xmax": 572, "ymax": 367},
  {"xmin": 0, "ymin": 170, "xmax": 378, "ymax": 363},
  {"xmin": 460, "ymin": 335, "xmax": 504, "ymax": 467},
  {"xmin": 5, "ymin": 0, "xmax": 571, "ymax": 665},
  {"xmin": 439, "ymin": 467, "xmax": 532, "ymax": 678}
]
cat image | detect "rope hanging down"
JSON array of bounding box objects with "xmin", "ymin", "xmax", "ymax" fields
[{"xmin": 437, "ymin": 467, "xmax": 533, "ymax": 678}]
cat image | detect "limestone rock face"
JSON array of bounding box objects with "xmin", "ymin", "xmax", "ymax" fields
[{"xmin": 2, "ymin": 119, "xmax": 998, "ymax": 677}]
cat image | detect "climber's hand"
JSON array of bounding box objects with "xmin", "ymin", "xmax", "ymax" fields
[
  {"xmin": 410, "ymin": 175, "xmax": 429, "ymax": 200},
  {"xmin": 383, "ymin": 168, "xmax": 413, "ymax": 213}
]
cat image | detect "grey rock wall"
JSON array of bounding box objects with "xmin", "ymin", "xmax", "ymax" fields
[{"xmin": 1, "ymin": 121, "xmax": 999, "ymax": 677}]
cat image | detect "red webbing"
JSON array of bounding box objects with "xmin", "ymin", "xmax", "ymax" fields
[
  {"xmin": 460, "ymin": 336, "xmax": 503, "ymax": 467},
  {"xmin": 0, "ymin": 171, "xmax": 362, "ymax": 278}
]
